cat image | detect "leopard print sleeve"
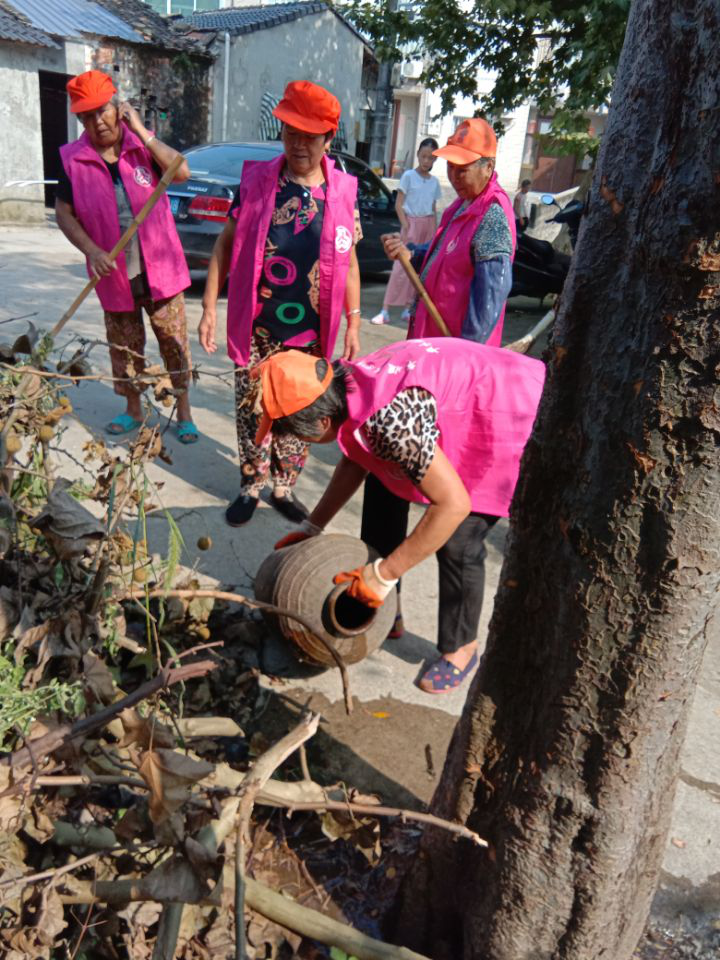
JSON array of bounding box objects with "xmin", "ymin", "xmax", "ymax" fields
[{"xmin": 362, "ymin": 388, "xmax": 439, "ymax": 485}]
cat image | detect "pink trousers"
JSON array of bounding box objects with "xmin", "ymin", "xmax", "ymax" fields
[{"xmin": 383, "ymin": 214, "xmax": 437, "ymax": 307}]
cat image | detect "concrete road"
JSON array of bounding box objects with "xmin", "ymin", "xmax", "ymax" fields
[{"xmin": 1, "ymin": 221, "xmax": 717, "ymax": 947}]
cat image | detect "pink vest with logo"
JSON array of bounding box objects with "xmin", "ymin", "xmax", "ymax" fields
[
  {"xmin": 226, "ymin": 153, "xmax": 357, "ymax": 366},
  {"xmin": 412, "ymin": 172, "xmax": 516, "ymax": 347},
  {"xmin": 60, "ymin": 129, "xmax": 189, "ymax": 311},
  {"xmin": 338, "ymin": 338, "xmax": 545, "ymax": 517}
]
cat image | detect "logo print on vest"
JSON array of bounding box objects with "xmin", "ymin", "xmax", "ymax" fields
[
  {"xmin": 335, "ymin": 225, "xmax": 352, "ymax": 254},
  {"xmin": 134, "ymin": 165, "xmax": 153, "ymax": 187}
]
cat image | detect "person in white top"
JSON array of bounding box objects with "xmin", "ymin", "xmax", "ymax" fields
[
  {"xmin": 513, "ymin": 178, "xmax": 532, "ymax": 232},
  {"xmin": 370, "ymin": 138, "xmax": 442, "ymax": 325}
]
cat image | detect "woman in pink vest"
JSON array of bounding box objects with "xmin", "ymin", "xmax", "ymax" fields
[
  {"xmin": 199, "ymin": 81, "xmax": 362, "ymax": 528},
  {"xmin": 364, "ymin": 117, "xmax": 517, "ymax": 640},
  {"xmin": 259, "ymin": 339, "xmax": 545, "ymax": 694},
  {"xmin": 56, "ymin": 70, "xmax": 197, "ymax": 442}
]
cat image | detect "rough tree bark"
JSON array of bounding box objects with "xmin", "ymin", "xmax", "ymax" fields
[{"xmin": 393, "ymin": 1, "xmax": 720, "ymax": 958}]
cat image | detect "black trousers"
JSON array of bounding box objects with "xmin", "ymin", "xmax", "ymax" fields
[{"xmin": 360, "ymin": 473, "xmax": 498, "ymax": 655}]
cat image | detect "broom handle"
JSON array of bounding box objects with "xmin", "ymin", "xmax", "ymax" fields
[
  {"xmin": 398, "ymin": 250, "xmax": 452, "ymax": 338},
  {"xmin": 51, "ymin": 152, "xmax": 185, "ymax": 339}
]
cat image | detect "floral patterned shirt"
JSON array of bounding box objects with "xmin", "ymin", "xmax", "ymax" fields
[{"xmin": 231, "ymin": 172, "xmax": 362, "ymax": 346}]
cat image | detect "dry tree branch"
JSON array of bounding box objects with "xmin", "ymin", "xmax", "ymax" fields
[
  {"xmin": 1, "ymin": 659, "xmax": 217, "ymax": 775},
  {"xmin": 280, "ymin": 799, "xmax": 487, "ymax": 846},
  {"xmin": 123, "ymin": 587, "xmax": 353, "ymax": 715},
  {"xmin": 233, "ymin": 714, "xmax": 320, "ymax": 960},
  {"xmin": 60, "ymin": 875, "xmax": 433, "ymax": 960}
]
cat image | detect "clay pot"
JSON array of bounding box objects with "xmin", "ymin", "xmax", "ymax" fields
[{"xmin": 254, "ymin": 534, "xmax": 397, "ymax": 667}]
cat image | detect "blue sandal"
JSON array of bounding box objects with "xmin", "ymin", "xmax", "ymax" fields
[
  {"xmin": 419, "ymin": 652, "xmax": 478, "ymax": 694},
  {"xmin": 106, "ymin": 413, "xmax": 142, "ymax": 436},
  {"xmin": 176, "ymin": 420, "xmax": 199, "ymax": 444}
]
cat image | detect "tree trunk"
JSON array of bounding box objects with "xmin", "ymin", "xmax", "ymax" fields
[{"xmin": 393, "ymin": 1, "xmax": 720, "ymax": 958}]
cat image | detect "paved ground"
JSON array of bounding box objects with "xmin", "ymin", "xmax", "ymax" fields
[{"xmin": 1, "ymin": 221, "xmax": 717, "ymax": 946}]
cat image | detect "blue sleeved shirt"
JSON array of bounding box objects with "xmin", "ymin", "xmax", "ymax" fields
[{"xmin": 409, "ymin": 201, "xmax": 513, "ymax": 342}]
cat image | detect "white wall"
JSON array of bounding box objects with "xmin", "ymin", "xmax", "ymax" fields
[
  {"xmin": 211, "ymin": 11, "xmax": 364, "ymax": 151},
  {"xmin": 426, "ymin": 69, "xmax": 531, "ymax": 196},
  {"xmin": 0, "ymin": 40, "xmax": 90, "ymax": 222}
]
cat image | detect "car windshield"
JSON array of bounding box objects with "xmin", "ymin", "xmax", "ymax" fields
[{"xmin": 185, "ymin": 144, "xmax": 282, "ymax": 178}]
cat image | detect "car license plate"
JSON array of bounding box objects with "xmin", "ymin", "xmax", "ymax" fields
[{"xmin": 170, "ymin": 196, "xmax": 180, "ymax": 216}]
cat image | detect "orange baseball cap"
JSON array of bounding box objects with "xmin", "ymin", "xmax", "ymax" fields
[
  {"xmin": 252, "ymin": 350, "xmax": 333, "ymax": 445},
  {"xmin": 67, "ymin": 70, "xmax": 117, "ymax": 114},
  {"xmin": 434, "ymin": 118, "xmax": 497, "ymax": 164},
  {"xmin": 273, "ymin": 81, "xmax": 341, "ymax": 135}
]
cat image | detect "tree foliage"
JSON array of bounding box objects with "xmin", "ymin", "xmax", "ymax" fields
[{"xmin": 341, "ymin": 0, "xmax": 631, "ymax": 133}]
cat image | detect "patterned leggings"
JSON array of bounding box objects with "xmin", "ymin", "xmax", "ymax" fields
[
  {"xmin": 104, "ymin": 291, "xmax": 191, "ymax": 398},
  {"xmin": 234, "ymin": 334, "xmax": 322, "ymax": 497}
]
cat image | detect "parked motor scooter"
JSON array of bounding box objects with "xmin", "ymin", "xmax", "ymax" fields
[{"xmin": 510, "ymin": 193, "xmax": 584, "ymax": 301}]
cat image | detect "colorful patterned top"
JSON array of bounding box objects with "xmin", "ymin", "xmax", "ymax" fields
[{"xmin": 231, "ymin": 171, "xmax": 362, "ymax": 347}]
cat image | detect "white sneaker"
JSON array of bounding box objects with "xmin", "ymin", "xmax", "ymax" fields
[{"xmin": 370, "ymin": 309, "xmax": 389, "ymax": 325}]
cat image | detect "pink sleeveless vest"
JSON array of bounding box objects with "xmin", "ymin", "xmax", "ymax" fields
[
  {"xmin": 60, "ymin": 129, "xmax": 189, "ymax": 311},
  {"xmin": 412, "ymin": 172, "xmax": 516, "ymax": 347},
  {"xmin": 338, "ymin": 338, "xmax": 545, "ymax": 517},
  {"xmin": 226, "ymin": 153, "xmax": 358, "ymax": 366}
]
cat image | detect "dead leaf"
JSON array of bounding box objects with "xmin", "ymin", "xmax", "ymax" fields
[
  {"xmin": 31, "ymin": 478, "xmax": 105, "ymax": 560},
  {"xmin": 82, "ymin": 651, "xmax": 117, "ymax": 704},
  {"xmin": 184, "ymin": 836, "xmax": 222, "ymax": 893},
  {"xmin": 0, "ymin": 766, "xmax": 23, "ymax": 833},
  {"xmin": 11, "ymin": 321, "xmax": 38, "ymax": 355},
  {"xmin": 137, "ymin": 748, "xmax": 214, "ymax": 824},
  {"xmin": 129, "ymin": 427, "xmax": 162, "ymax": 463},
  {"xmin": 114, "ymin": 805, "xmax": 153, "ymax": 843},
  {"xmin": 119, "ymin": 708, "xmax": 175, "ymax": 750},
  {"xmin": 23, "ymin": 805, "xmax": 54, "ymax": 843},
  {"xmin": 371, "ymin": 711, "xmax": 390, "ymax": 719},
  {"xmin": 12, "ymin": 621, "xmax": 50, "ymax": 667},
  {"xmin": 320, "ymin": 810, "xmax": 381, "ymax": 865},
  {"xmin": 142, "ymin": 854, "xmax": 219, "ymax": 905},
  {"xmin": 0, "ymin": 587, "xmax": 20, "ymax": 643},
  {"xmin": 671, "ymin": 837, "xmax": 686, "ymax": 848}
]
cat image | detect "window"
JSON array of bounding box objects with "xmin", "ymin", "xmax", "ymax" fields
[
  {"xmin": 341, "ymin": 157, "xmax": 392, "ymax": 210},
  {"xmin": 184, "ymin": 143, "xmax": 282, "ymax": 179}
]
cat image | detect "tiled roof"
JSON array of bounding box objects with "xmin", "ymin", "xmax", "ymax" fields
[
  {"xmin": 181, "ymin": 2, "xmax": 328, "ymax": 36},
  {"xmin": 2, "ymin": 0, "xmax": 209, "ymax": 53},
  {"xmin": 94, "ymin": 0, "xmax": 210, "ymax": 52},
  {"xmin": 7, "ymin": 0, "xmax": 146, "ymax": 43},
  {"xmin": 0, "ymin": 0, "xmax": 59, "ymax": 46},
  {"xmin": 179, "ymin": 1, "xmax": 370, "ymax": 47}
]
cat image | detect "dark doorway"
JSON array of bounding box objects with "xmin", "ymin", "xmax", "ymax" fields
[{"xmin": 39, "ymin": 70, "xmax": 71, "ymax": 207}]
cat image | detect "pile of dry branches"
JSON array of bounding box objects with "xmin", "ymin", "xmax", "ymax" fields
[{"xmin": 0, "ymin": 322, "xmax": 482, "ymax": 959}]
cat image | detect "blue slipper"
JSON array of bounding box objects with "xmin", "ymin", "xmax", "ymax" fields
[
  {"xmin": 106, "ymin": 413, "xmax": 142, "ymax": 436},
  {"xmin": 419, "ymin": 652, "xmax": 478, "ymax": 694},
  {"xmin": 176, "ymin": 420, "xmax": 199, "ymax": 444}
]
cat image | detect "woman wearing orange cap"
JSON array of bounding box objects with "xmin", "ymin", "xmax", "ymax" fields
[
  {"xmin": 199, "ymin": 80, "xmax": 362, "ymax": 528},
  {"xmin": 56, "ymin": 70, "xmax": 197, "ymax": 442},
  {"xmin": 366, "ymin": 117, "xmax": 517, "ymax": 640}
]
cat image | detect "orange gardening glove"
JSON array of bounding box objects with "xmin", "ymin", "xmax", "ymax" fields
[
  {"xmin": 333, "ymin": 560, "xmax": 397, "ymax": 609},
  {"xmin": 274, "ymin": 519, "xmax": 323, "ymax": 550}
]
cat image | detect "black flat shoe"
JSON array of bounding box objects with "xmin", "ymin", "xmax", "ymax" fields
[
  {"xmin": 225, "ymin": 492, "xmax": 259, "ymax": 527},
  {"xmin": 269, "ymin": 492, "xmax": 310, "ymax": 524}
]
